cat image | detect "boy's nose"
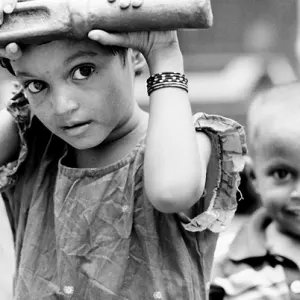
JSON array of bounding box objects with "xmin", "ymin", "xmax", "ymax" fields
[
  {"xmin": 51, "ymin": 91, "xmax": 79, "ymax": 116},
  {"xmin": 290, "ymin": 183, "xmax": 300, "ymax": 201}
]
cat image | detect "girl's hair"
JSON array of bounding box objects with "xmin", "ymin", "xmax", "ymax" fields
[
  {"xmin": 0, "ymin": 56, "xmax": 14, "ymax": 75},
  {"xmin": 0, "ymin": 45, "xmax": 128, "ymax": 76},
  {"xmin": 0, "ymin": 0, "xmax": 128, "ymax": 75}
]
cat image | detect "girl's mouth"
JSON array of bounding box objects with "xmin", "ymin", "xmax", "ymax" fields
[{"xmin": 61, "ymin": 121, "xmax": 91, "ymax": 137}]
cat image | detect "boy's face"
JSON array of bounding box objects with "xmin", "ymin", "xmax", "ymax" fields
[
  {"xmin": 253, "ymin": 113, "xmax": 300, "ymax": 237},
  {"xmin": 11, "ymin": 39, "xmax": 136, "ymax": 149}
]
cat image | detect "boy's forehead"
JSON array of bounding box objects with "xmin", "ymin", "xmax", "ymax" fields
[
  {"xmin": 250, "ymin": 84, "xmax": 300, "ymax": 118},
  {"xmin": 256, "ymin": 108, "xmax": 300, "ymax": 139},
  {"xmin": 248, "ymin": 84, "xmax": 300, "ymax": 159},
  {"xmin": 250, "ymin": 102, "xmax": 300, "ymax": 157},
  {"xmin": 254, "ymin": 115, "xmax": 300, "ymax": 157},
  {"xmin": 249, "ymin": 90, "xmax": 300, "ymax": 130}
]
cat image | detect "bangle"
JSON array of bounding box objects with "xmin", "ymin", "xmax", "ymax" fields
[{"xmin": 146, "ymin": 72, "xmax": 188, "ymax": 96}]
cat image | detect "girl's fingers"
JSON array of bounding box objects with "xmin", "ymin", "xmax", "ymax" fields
[
  {"xmin": 0, "ymin": 0, "xmax": 18, "ymax": 25},
  {"xmin": 119, "ymin": 0, "xmax": 131, "ymax": 9},
  {"xmin": 0, "ymin": 44, "xmax": 16, "ymax": 59},
  {"xmin": 131, "ymin": 0, "xmax": 143, "ymax": 8},
  {"xmin": 6, "ymin": 42, "xmax": 18, "ymax": 53},
  {"xmin": 89, "ymin": 30, "xmax": 129, "ymax": 48},
  {"xmin": 0, "ymin": 48, "xmax": 7, "ymax": 57},
  {"xmin": 0, "ymin": 2, "xmax": 4, "ymax": 25},
  {"xmin": 3, "ymin": 0, "xmax": 17, "ymax": 14},
  {"xmin": 4, "ymin": 43, "xmax": 22, "ymax": 59},
  {"xmin": 107, "ymin": 0, "xmax": 143, "ymax": 8}
]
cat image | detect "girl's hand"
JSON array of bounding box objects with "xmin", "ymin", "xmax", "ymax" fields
[
  {"xmin": 88, "ymin": 0, "xmax": 182, "ymax": 73},
  {"xmin": 88, "ymin": 30, "xmax": 181, "ymax": 73},
  {"xmin": 88, "ymin": 30, "xmax": 178, "ymax": 59},
  {"xmin": 0, "ymin": 0, "xmax": 17, "ymax": 24},
  {"xmin": 0, "ymin": 0, "xmax": 22, "ymax": 60},
  {"xmin": 0, "ymin": 42, "xmax": 22, "ymax": 60}
]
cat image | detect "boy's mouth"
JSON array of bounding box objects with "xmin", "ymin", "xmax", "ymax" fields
[
  {"xmin": 283, "ymin": 207, "xmax": 300, "ymax": 218},
  {"xmin": 61, "ymin": 121, "xmax": 91, "ymax": 137}
]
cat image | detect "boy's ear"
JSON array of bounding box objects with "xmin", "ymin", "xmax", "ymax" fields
[{"xmin": 131, "ymin": 50, "xmax": 146, "ymax": 76}]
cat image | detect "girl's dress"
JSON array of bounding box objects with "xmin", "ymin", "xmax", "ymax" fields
[{"xmin": 0, "ymin": 91, "xmax": 247, "ymax": 300}]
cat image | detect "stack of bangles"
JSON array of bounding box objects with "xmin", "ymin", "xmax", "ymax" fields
[{"xmin": 146, "ymin": 72, "xmax": 188, "ymax": 96}]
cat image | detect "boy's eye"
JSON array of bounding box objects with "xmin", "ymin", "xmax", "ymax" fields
[
  {"xmin": 25, "ymin": 81, "xmax": 46, "ymax": 94},
  {"xmin": 271, "ymin": 169, "xmax": 292, "ymax": 181},
  {"xmin": 73, "ymin": 66, "xmax": 95, "ymax": 80}
]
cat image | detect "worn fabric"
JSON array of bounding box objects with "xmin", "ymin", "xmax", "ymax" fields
[
  {"xmin": 210, "ymin": 208, "xmax": 300, "ymax": 300},
  {"xmin": 0, "ymin": 195, "xmax": 14, "ymax": 300},
  {"xmin": 0, "ymin": 91, "xmax": 246, "ymax": 300}
]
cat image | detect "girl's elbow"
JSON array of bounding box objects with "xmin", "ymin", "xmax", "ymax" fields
[{"xmin": 147, "ymin": 181, "xmax": 205, "ymax": 213}]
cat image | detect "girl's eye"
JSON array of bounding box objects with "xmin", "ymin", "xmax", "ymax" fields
[
  {"xmin": 73, "ymin": 66, "xmax": 95, "ymax": 80},
  {"xmin": 25, "ymin": 81, "xmax": 46, "ymax": 94}
]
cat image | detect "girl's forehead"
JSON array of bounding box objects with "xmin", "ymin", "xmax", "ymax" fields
[
  {"xmin": 12, "ymin": 39, "xmax": 112, "ymax": 75},
  {"xmin": 23, "ymin": 39, "xmax": 108, "ymax": 57}
]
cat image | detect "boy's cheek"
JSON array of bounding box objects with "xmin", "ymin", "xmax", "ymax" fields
[
  {"xmin": 260, "ymin": 188, "xmax": 288, "ymax": 207},
  {"xmin": 253, "ymin": 172, "xmax": 268, "ymax": 195}
]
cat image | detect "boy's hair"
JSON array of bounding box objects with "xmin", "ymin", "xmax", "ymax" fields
[
  {"xmin": 0, "ymin": 45, "xmax": 128, "ymax": 76},
  {"xmin": 247, "ymin": 82, "xmax": 300, "ymax": 155}
]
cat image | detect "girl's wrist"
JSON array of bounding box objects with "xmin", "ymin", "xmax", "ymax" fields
[{"xmin": 146, "ymin": 43, "xmax": 184, "ymax": 75}]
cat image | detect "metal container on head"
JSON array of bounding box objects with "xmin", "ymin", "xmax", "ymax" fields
[{"xmin": 0, "ymin": 0, "xmax": 213, "ymax": 46}]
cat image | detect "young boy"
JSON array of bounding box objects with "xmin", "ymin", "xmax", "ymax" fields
[
  {"xmin": 0, "ymin": 0, "xmax": 246, "ymax": 299},
  {"xmin": 210, "ymin": 83, "xmax": 300, "ymax": 300}
]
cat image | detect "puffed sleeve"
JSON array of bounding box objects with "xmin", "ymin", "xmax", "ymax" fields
[
  {"xmin": 179, "ymin": 112, "xmax": 247, "ymax": 233},
  {"xmin": 0, "ymin": 90, "xmax": 31, "ymax": 191}
]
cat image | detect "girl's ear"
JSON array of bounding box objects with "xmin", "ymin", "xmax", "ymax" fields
[{"xmin": 131, "ymin": 50, "xmax": 146, "ymax": 76}]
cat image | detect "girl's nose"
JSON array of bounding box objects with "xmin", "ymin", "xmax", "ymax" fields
[{"xmin": 52, "ymin": 90, "xmax": 79, "ymax": 116}]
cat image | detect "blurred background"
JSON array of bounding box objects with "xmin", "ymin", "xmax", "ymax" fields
[
  {"xmin": 136, "ymin": 0, "xmax": 298, "ymax": 124},
  {"xmin": 0, "ymin": 0, "xmax": 299, "ymax": 298}
]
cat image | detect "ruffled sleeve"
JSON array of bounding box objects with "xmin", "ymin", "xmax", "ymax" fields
[
  {"xmin": 0, "ymin": 90, "xmax": 31, "ymax": 191},
  {"xmin": 180, "ymin": 112, "xmax": 247, "ymax": 233}
]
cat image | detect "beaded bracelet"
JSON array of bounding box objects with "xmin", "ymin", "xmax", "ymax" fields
[{"xmin": 146, "ymin": 72, "xmax": 188, "ymax": 96}]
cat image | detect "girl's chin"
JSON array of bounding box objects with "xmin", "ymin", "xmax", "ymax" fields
[{"xmin": 64, "ymin": 137, "xmax": 103, "ymax": 150}]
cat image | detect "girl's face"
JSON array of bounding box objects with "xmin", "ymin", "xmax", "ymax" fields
[
  {"xmin": 11, "ymin": 40, "xmax": 137, "ymax": 150},
  {"xmin": 253, "ymin": 115, "xmax": 300, "ymax": 238}
]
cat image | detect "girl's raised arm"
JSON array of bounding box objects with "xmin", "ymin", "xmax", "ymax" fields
[
  {"xmin": 0, "ymin": 1, "xmax": 23, "ymax": 166},
  {"xmin": 0, "ymin": 108, "xmax": 19, "ymax": 167}
]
